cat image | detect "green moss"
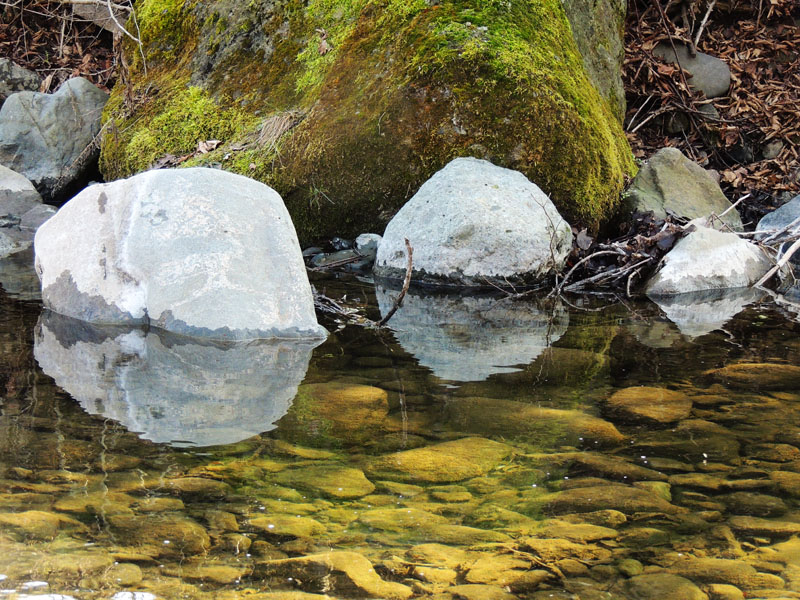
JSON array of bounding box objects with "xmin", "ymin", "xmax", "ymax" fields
[{"xmin": 102, "ymin": 0, "xmax": 635, "ymax": 242}]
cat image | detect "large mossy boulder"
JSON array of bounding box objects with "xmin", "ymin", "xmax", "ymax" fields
[{"xmin": 99, "ymin": 0, "xmax": 634, "ymax": 242}]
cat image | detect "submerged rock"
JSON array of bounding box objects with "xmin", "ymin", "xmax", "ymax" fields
[
  {"xmin": 704, "ymin": 363, "xmax": 800, "ymax": 391},
  {"xmin": 604, "ymin": 386, "xmax": 692, "ymax": 425},
  {"xmin": 375, "ymin": 287, "xmax": 568, "ymax": 381},
  {"xmin": 273, "ymin": 465, "xmax": 375, "ymax": 499},
  {"xmin": 646, "ymin": 225, "xmax": 770, "ymax": 295},
  {"xmin": 34, "ymin": 167, "xmax": 326, "ymax": 340},
  {"xmin": 256, "ymin": 552, "xmax": 413, "ymax": 600},
  {"xmin": 445, "ymin": 397, "xmax": 625, "ymax": 447},
  {"xmin": 374, "ymin": 158, "xmax": 572, "ymax": 287},
  {"xmin": 34, "ymin": 311, "xmax": 320, "ymax": 447},
  {"xmin": 624, "ymin": 148, "xmax": 741, "ymax": 229},
  {"xmin": 624, "ymin": 573, "xmax": 708, "ymax": 600},
  {"xmin": 0, "ymin": 77, "xmax": 108, "ymax": 201},
  {"xmin": 533, "ymin": 484, "xmax": 685, "ymax": 515},
  {"xmin": 364, "ymin": 437, "xmax": 513, "ymax": 483}
]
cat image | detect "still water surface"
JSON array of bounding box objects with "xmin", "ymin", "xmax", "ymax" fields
[{"xmin": 2, "ymin": 269, "xmax": 800, "ymax": 599}]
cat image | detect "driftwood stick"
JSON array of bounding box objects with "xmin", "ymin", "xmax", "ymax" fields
[
  {"xmin": 550, "ymin": 250, "xmax": 624, "ymax": 297},
  {"xmin": 377, "ymin": 238, "xmax": 413, "ymax": 326},
  {"xmin": 755, "ymin": 238, "xmax": 800, "ymax": 287},
  {"xmin": 563, "ymin": 257, "xmax": 652, "ymax": 292}
]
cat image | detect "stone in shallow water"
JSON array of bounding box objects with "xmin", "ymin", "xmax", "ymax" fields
[
  {"xmin": 0, "ymin": 510, "xmax": 87, "ymax": 540},
  {"xmin": 364, "ymin": 437, "xmax": 513, "ymax": 483},
  {"xmin": 624, "ymin": 573, "xmax": 708, "ymax": 600},
  {"xmin": 274, "ymin": 464, "xmax": 375, "ymax": 499},
  {"xmin": 249, "ymin": 515, "xmax": 326, "ymax": 538},
  {"xmin": 604, "ymin": 386, "xmax": 692, "ymax": 425},
  {"xmin": 444, "ymin": 397, "xmax": 624, "ymax": 448},
  {"xmin": 665, "ymin": 557, "xmax": 761, "ymax": 588},
  {"xmin": 705, "ymin": 363, "xmax": 800, "ymax": 391},
  {"xmin": 719, "ymin": 492, "xmax": 788, "ymax": 517},
  {"xmin": 255, "ymin": 551, "xmax": 413, "ymax": 600},
  {"xmin": 375, "ymin": 287, "xmax": 568, "ymax": 382},
  {"xmin": 533, "ymin": 484, "xmax": 685, "ymax": 516},
  {"xmin": 34, "ymin": 167, "xmax": 326, "ymax": 339},
  {"xmin": 34, "ymin": 312, "xmax": 320, "ymax": 447},
  {"xmin": 442, "ymin": 584, "xmax": 518, "ymax": 600},
  {"xmin": 406, "ymin": 543, "xmax": 470, "ymax": 569},
  {"xmin": 108, "ymin": 514, "xmax": 210, "ymax": 555}
]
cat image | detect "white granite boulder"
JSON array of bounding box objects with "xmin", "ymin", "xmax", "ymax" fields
[
  {"xmin": 646, "ymin": 225, "xmax": 771, "ymax": 296},
  {"xmin": 34, "ymin": 167, "xmax": 327, "ymax": 340},
  {"xmin": 374, "ymin": 157, "xmax": 572, "ymax": 287},
  {"xmin": 34, "ymin": 312, "xmax": 321, "ymax": 447},
  {"xmin": 0, "ymin": 77, "xmax": 108, "ymax": 201}
]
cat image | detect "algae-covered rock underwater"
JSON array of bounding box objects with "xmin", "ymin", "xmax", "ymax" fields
[{"xmin": 1, "ymin": 0, "xmax": 800, "ymax": 599}]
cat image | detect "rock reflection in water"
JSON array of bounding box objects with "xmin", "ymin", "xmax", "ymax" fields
[
  {"xmin": 375, "ymin": 285, "xmax": 568, "ymax": 381},
  {"xmin": 33, "ymin": 311, "xmax": 321, "ymax": 447},
  {"xmin": 0, "ymin": 248, "xmax": 40, "ymax": 301},
  {"xmin": 649, "ymin": 287, "xmax": 765, "ymax": 338}
]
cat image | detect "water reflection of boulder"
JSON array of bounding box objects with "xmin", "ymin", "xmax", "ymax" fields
[
  {"xmin": 649, "ymin": 288, "xmax": 765, "ymax": 339},
  {"xmin": 33, "ymin": 311, "xmax": 321, "ymax": 447},
  {"xmin": 0, "ymin": 248, "xmax": 40, "ymax": 301},
  {"xmin": 375, "ymin": 285, "xmax": 568, "ymax": 382}
]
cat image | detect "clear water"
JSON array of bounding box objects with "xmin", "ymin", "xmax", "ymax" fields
[{"xmin": 2, "ymin": 268, "xmax": 800, "ymax": 600}]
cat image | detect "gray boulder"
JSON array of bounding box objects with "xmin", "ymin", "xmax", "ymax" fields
[
  {"xmin": 646, "ymin": 225, "xmax": 771, "ymax": 296},
  {"xmin": 0, "ymin": 165, "xmax": 55, "ymax": 258},
  {"xmin": 0, "ymin": 58, "xmax": 40, "ymax": 105},
  {"xmin": 757, "ymin": 194, "xmax": 800, "ymax": 235},
  {"xmin": 375, "ymin": 285, "xmax": 568, "ymax": 382},
  {"xmin": 34, "ymin": 312, "xmax": 321, "ymax": 447},
  {"xmin": 653, "ymin": 43, "xmax": 731, "ymax": 98},
  {"xmin": 34, "ymin": 167, "xmax": 327, "ymax": 340},
  {"xmin": 374, "ymin": 157, "xmax": 572, "ymax": 287},
  {"xmin": 625, "ymin": 148, "xmax": 742, "ymax": 230},
  {"xmin": 0, "ymin": 77, "xmax": 108, "ymax": 201}
]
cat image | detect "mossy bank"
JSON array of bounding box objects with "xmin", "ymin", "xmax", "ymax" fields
[{"xmin": 100, "ymin": 0, "xmax": 636, "ymax": 243}]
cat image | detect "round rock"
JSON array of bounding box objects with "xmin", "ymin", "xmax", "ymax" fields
[
  {"xmin": 374, "ymin": 157, "xmax": 572, "ymax": 287},
  {"xmin": 34, "ymin": 168, "xmax": 327, "ymax": 340},
  {"xmin": 605, "ymin": 386, "xmax": 692, "ymax": 425}
]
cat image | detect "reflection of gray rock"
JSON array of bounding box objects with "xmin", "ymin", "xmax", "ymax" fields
[
  {"xmin": 649, "ymin": 288, "xmax": 764, "ymax": 338},
  {"xmin": 376, "ymin": 286, "xmax": 568, "ymax": 382},
  {"xmin": 34, "ymin": 312, "xmax": 321, "ymax": 447}
]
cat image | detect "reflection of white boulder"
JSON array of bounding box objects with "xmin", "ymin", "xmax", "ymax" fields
[
  {"xmin": 376, "ymin": 286, "xmax": 567, "ymax": 382},
  {"xmin": 34, "ymin": 312, "xmax": 321, "ymax": 447},
  {"xmin": 649, "ymin": 288, "xmax": 764, "ymax": 339}
]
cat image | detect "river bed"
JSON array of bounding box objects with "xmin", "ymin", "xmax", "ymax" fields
[{"xmin": 2, "ymin": 270, "xmax": 800, "ymax": 600}]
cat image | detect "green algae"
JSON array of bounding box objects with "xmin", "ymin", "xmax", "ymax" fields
[{"xmin": 101, "ymin": 0, "xmax": 634, "ymax": 242}]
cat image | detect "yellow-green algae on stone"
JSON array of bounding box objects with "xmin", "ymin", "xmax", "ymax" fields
[{"xmin": 100, "ymin": 0, "xmax": 635, "ymax": 242}]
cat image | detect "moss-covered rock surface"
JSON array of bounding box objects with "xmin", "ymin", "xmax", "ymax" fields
[{"xmin": 100, "ymin": 0, "xmax": 635, "ymax": 242}]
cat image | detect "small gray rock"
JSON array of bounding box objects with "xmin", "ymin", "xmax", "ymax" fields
[
  {"xmin": 0, "ymin": 58, "xmax": 40, "ymax": 105},
  {"xmin": 653, "ymin": 43, "xmax": 731, "ymax": 98},
  {"xmin": 646, "ymin": 225, "xmax": 771, "ymax": 295},
  {"xmin": 355, "ymin": 233, "xmax": 382, "ymax": 254},
  {"xmin": 625, "ymin": 148, "xmax": 742, "ymax": 230},
  {"xmin": 757, "ymin": 194, "xmax": 800, "ymax": 235},
  {"xmin": 34, "ymin": 167, "xmax": 327, "ymax": 341},
  {"xmin": 0, "ymin": 77, "xmax": 108, "ymax": 201},
  {"xmin": 374, "ymin": 157, "xmax": 572, "ymax": 287}
]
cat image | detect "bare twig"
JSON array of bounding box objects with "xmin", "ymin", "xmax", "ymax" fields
[
  {"xmin": 755, "ymin": 238, "xmax": 800, "ymax": 287},
  {"xmin": 550, "ymin": 250, "xmax": 625, "ymax": 297},
  {"xmin": 693, "ymin": 0, "xmax": 716, "ymax": 49},
  {"xmin": 563, "ymin": 257, "xmax": 652, "ymax": 292},
  {"xmin": 377, "ymin": 238, "xmax": 413, "ymax": 327}
]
